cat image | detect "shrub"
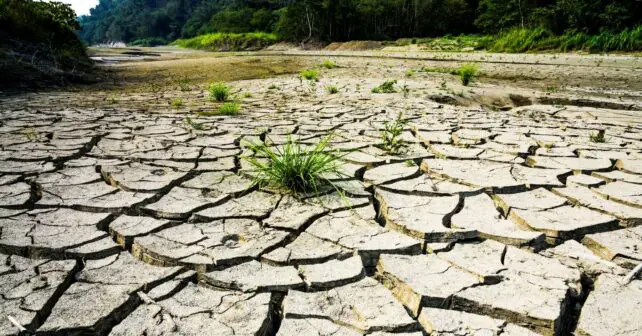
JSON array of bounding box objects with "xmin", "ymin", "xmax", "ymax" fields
[
  {"xmin": 300, "ymin": 69, "xmax": 320, "ymax": 81},
  {"xmin": 372, "ymin": 80, "xmax": 397, "ymax": 93},
  {"xmin": 325, "ymin": 85, "xmax": 339, "ymax": 94},
  {"xmin": 458, "ymin": 63, "xmax": 479, "ymax": 86},
  {"xmin": 243, "ymin": 135, "xmax": 344, "ymax": 193},
  {"xmin": 209, "ymin": 82, "xmax": 231, "ymax": 101}
]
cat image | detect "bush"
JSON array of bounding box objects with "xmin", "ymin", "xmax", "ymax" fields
[
  {"xmin": 172, "ymin": 32, "xmax": 278, "ymax": 51},
  {"xmin": 458, "ymin": 63, "xmax": 479, "ymax": 86},
  {"xmin": 243, "ymin": 135, "xmax": 344, "ymax": 193},
  {"xmin": 372, "ymin": 80, "xmax": 397, "ymax": 93},
  {"xmin": 300, "ymin": 69, "xmax": 320, "ymax": 81},
  {"xmin": 209, "ymin": 82, "xmax": 231, "ymax": 101}
]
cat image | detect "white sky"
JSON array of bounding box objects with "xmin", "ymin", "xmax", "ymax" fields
[{"xmin": 48, "ymin": 0, "xmax": 99, "ymax": 16}]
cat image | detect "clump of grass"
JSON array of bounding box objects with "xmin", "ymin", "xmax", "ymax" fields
[
  {"xmin": 209, "ymin": 82, "xmax": 231, "ymax": 102},
  {"xmin": 372, "ymin": 80, "xmax": 397, "ymax": 93},
  {"xmin": 243, "ymin": 135, "xmax": 344, "ymax": 194},
  {"xmin": 177, "ymin": 78, "xmax": 190, "ymax": 91},
  {"xmin": 405, "ymin": 70, "xmax": 416, "ymax": 77},
  {"xmin": 401, "ymin": 84, "xmax": 410, "ymax": 98},
  {"xmin": 380, "ymin": 112, "xmax": 408, "ymax": 154},
  {"xmin": 590, "ymin": 131, "xmax": 607, "ymax": 143},
  {"xmin": 320, "ymin": 60, "xmax": 337, "ymax": 69},
  {"xmin": 268, "ymin": 84, "xmax": 280, "ymax": 90},
  {"xmin": 325, "ymin": 85, "xmax": 339, "ymax": 94},
  {"xmin": 171, "ymin": 98, "xmax": 184, "ymax": 108},
  {"xmin": 216, "ymin": 102, "xmax": 240, "ymax": 116},
  {"xmin": 300, "ymin": 69, "xmax": 320, "ymax": 81},
  {"xmin": 546, "ymin": 86, "xmax": 558, "ymax": 93},
  {"xmin": 458, "ymin": 63, "xmax": 479, "ymax": 86}
]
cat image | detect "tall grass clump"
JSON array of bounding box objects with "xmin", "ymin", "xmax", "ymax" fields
[
  {"xmin": 172, "ymin": 32, "xmax": 278, "ymax": 51},
  {"xmin": 209, "ymin": 82, "xmax": 231, "ymax": 101},
  {"xmin": 458, "ymin": 63, "xmax": 479, "ymax": 86},
  {"xmin": 243, "ymin": 135, "xmax": 344, "ymax": 193}
]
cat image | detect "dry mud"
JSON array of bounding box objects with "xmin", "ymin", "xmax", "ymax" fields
[{"xmin": 0, "ymin": 50, "xmax": 641, "ymax": 336}]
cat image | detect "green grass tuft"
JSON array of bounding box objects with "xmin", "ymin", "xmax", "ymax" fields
[
  {"xmin": 216, "ymin": 102, "xmax": 240, "ymax": 116},
  {"xmin": 320, "ymin": 60, "xmax": 337, "ymax": 69},
  {"xmin": 372, "ymin": 80, "xmax": 397, "ymax": 93},
  {"xmin": 325, "ymin": 85, "xmax": 339, "ymax": 94},
  {"xmin": 300, "ymin": 69, "xmax": 320, "ymax": 81},
  {"xmin": 209, "ymin": 82, "xmax": 231, "ymax": 102},
  {"xmin": 458, "ymin": 63, "xmax": 479, "ymax": 86},
  {"xmin": 590, "ymin": 131, "xmax": 607, "ymax": 143},
  {"xmin": 243, "ymin": 135, "xmax": 344, "ymax": 193},
  {"xmin": 171, "ymin": 98, "xmax": 184, "ymax": 108}
]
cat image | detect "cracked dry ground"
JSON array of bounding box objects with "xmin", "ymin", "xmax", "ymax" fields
[{"xmin": 1, "ymin": 54, "xmax": 642, "ymax": 336}]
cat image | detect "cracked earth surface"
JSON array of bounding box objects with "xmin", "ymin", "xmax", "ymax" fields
[{"xmin": 0, "ymin": 51, "xmax": 641, "ymax": 336}]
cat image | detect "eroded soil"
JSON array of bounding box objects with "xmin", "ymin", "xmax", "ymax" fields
[{"xmin": 0, "ymin": 49, "xmax": 641, "ymax": 336}]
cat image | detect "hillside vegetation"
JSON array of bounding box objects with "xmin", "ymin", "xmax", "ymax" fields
[
  {"xmin": 78, "ymin": 0, "xmax": 642, "ymax": 52},
  {"xmin": 0, "ymin": 0, "xmax": 93, "ymax": 89}
]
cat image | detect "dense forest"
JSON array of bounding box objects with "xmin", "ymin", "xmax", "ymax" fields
[
  {"xmin": 0, "ymin": 0, "xmax": 93, "ymax": 88},
  {"xmin": 78, "ymin": 0, "xmax": 642, "ymax": 45}
]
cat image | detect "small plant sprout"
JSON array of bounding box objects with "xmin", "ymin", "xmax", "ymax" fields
[
  {"xmin": 325, "ymin": 85, "xmax": 339, "ymax": 94},
  {"xmin": 171, "ymin": 98, "xmax": 184, "ymax": 109},
  {"xmin": 242, "ymin": 135, "xmax": 345, "ymax": 194},
  {"xmin": 458, "ymin": 63, "xmax": 479, "ymax": 86},
  {"xmin": 401, "ymin": 84, "xmax": 410, "ymax": 98},
  {"xmin": 242, "ymin": 92, "xmax": 253, "ymax": 98},
  {"xmin": 320, "ymin": 60, "xmax": 337, "ymax": 69},
  {"xmin": 404, "ymin": 159, "xmax": 416, "ymax": 167},
  {"xmin": 380, "ymin": 112, "xmax": 409, "ymax": 154},
  {"xmin": 546, "ymin": 86, "xmax": 558, "ymax": 93},
  {"xmin": 590, "ymin": 130, "xmax": 607, "ymax": 143},
  {"xmin": 216, "ymin": 102, "xmax": 241, "ymax": 116},
  {"xmin": 372, "ymin": 80, "xmax": 397, "ymax": 93},
  {"xmin": 405, "ymin": 69, "xmax": 416, "ymax": 77},
  {"xmin": 209, "ymin": 82, "xmax": 231, "ymax": 102},
  {"xmin": 300, "ymin": 69, "xmax": 320, "ymax": 81},
  {"xmin": 268, "ymin": 84, "xmax": 280, "ymax": 90}
]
